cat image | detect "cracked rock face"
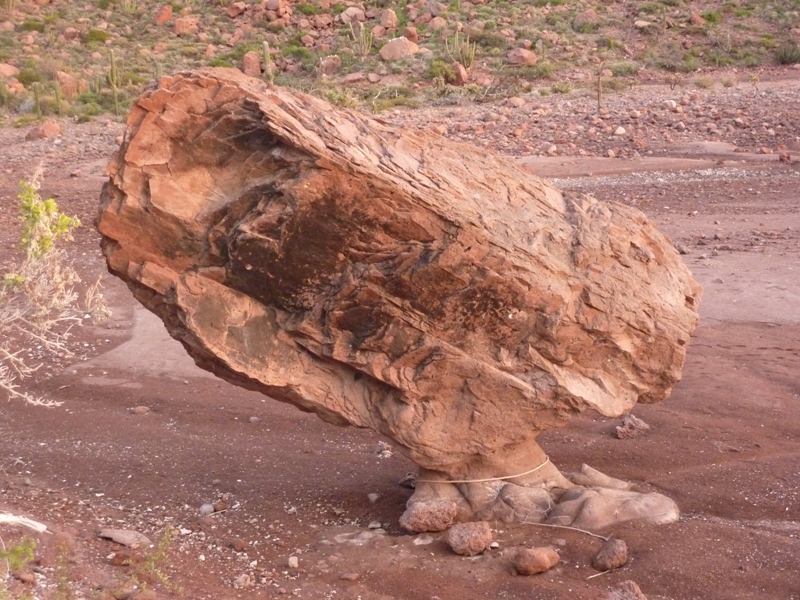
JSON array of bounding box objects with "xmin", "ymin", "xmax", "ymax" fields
[{"xmin": 97, "ymin": 68, "xmax": 701, "ymax": 531}]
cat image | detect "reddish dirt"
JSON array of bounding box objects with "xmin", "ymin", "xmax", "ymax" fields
[{"xmin": 1, "ymin": 82, "xmax": 799, "ymax": 600}]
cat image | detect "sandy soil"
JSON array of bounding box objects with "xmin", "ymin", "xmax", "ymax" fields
[{"xmin": 0, "ymin": 79, "xmax": 798, "ymax": 600}]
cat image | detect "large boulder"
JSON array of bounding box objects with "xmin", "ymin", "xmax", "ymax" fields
[{"xmin": 97, "ymin": 68, "xmax": 701, "ymax": 531}]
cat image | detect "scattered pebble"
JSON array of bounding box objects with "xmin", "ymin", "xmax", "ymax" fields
[
  {"xmin": 593, "ymin": 538, "xmax": 629, "ymax": 571},
  {"xmin": 513, "ymin": 547, "xmax": 560, "ymax": 576},
  {"xmin": 444, "ymin": 521, "xmax": 493, "ymax": 556},
  {"xmin": 613, "ymin": 414, "xmax": 652, "ymax": 439}
]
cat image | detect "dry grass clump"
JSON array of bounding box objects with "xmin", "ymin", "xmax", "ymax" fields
[{"xmin": 0, "ymin": 171, "xmax": 109, "ymax": 406}]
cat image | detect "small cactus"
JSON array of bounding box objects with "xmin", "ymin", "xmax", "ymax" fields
[
  {"xmin": 263, "ymin": 41, "xmax": 274, "ymax": 86},
  {"xmin": 54, "ymin": 81, "xmax": 63, "ymax": 117}
]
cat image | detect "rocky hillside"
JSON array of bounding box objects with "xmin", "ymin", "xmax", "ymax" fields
[{"xmin": 0, "ymin": 0, "xmax": 799, "ymax": 122}]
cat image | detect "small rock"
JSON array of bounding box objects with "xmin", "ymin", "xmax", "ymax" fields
[
  {"xmin": 199, "ymin": 503, "xmax": 215, "ymax": 516},
  {"xmin": 14, "ymin": 570, "xmax": 36, "ymax": 585},
  {"xmin": 689, "ymin": 12, "xmax": 706, "ymax": 26},
  {"xmin": 613, "ymin": 414, "xmax": 652, "ymax": 439},
  {"xmin": 379, "ymin": 37, "xmax": 419, "ymax": 61},
  {"xmin": 604, "ymin": 580, "xmax": 649, "ymax": 600},
  {"xmin": 430, "ymin": 16, "xmax": 447, "ymax": 30},
  {"xmin": 592, "ymin": 538, "xmax": 629, "ymax": 571},
  {"xmin": 573, "ymin": 8, "xmax": 600, "ymax": 31},
  {"xmin": 249, "ymin": 416, "xmax": 260, "ymax": 423},
  {"xmin": 444, "ymin": 521, "xmax": 493, "ymax": 556},
  {"xmin": 507, "ymin": 48, "xmax": 537, "ymax": 66},
  {"xmin": 340, "ymin": 572, "xmax": 360, "ymax": 581},
  {"xmin": 428, "ymin": 0, "xmax": 446, "ymax": 17},
  {"xmin": 242, "ymin": 51, "xmax": 261, "ymax": 77},
  {"xmin": 398, "ymin": 473, "xmax": 416, "ymax": 488},
  {"xmin": 451, "ymin": 62, "xmax": 468, "ymax": 86},
  {"xmin": 380, "ymin": 9, "xmax": 398, "ymax": 29},
  {"xmin": 174, "ymin": 16, "xmax": 199, "ymax": 36},
  {"xmin": 614, "ymin": 126, "xmax": 626, "ymax": 136},
  {"xmin": 233, "ymin": 573, "xmax": 253, "ymax": 588},
  {"xmin": 0, "ymin": 63, "xmax": 19, "ymax": 78},
  {"xmin": 227, "ymin": 1, "xmax": 247, "ymax": 18},
  {"xmin": 399, "ymin": 500, "xmax": 458, "ymax": 532},
  {"xmin": 412, "ymin": 534, "xmax": 434, "ymax": 546},
  {"xmin": 375, "ymin": 440, "xmax": 393, "ymax": 457},
  {"xmin": 98, "ymin": 529, "xmax": 152, "ymax": 548},
  {"xmin": 287, "ymin": 555, "xmax": 299, "ymax": 569},
  {"xmin": 213, "ymin": 500, "xmax": 228, "ymax": 512},
  {"xmin": 514, "ymin": 547, "xmax": 560, "ymax": 575},
  {"xmin": 25, "ymin": 120, "xmax": 61, "ymax": 141},
  {"xmin": 154, "ymin": 5, "xmax": 173, "ymax": 25},
  {"xmin": 367, "ymin": 492, "xmax": 380, "ymax": 503},
  {"xmin": 318, "ymin": 55, "xmax": 342, "ymax": 76},
  {"xmin": 228, "ymin": 538, "xmax": 248, "ymax": 552},
  {"xmin": 402, "ymin": 27, "xmax": 419, "ymax": 43}
]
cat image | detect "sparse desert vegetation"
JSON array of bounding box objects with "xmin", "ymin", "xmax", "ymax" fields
[{"xmin": 0, "ymin": 0, "xmax": 798, "ymax": 122}]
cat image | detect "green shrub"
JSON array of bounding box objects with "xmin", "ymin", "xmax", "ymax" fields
[
  {"xmin": 609, "ymin": 62, "xmax": 640, "ymax": 76},
  {"xmin": 323, "ymin": 87, "xmax": 357, "ymax": 109},
  {"xmin": 98, "ymin": 0, "xmax": 111, "ymax": 7},
  {"xmin": 283, "ymin": 45, "xmax": 313, "ymax": 61},
  {"xmin": 572, "ymin": 20, "xmax": 598, "ymax": 34},
  {"xmin": 515, "ymin": 61, "xmax": 555, "ymax": 80},
  {"xmin": 296, "ymin": 2, "xmax": 320, "ymax": 15},
  {"xmin": 85, "ymin": 29, "xmax": 111, "ymax": 44},
  {"xmin": 775, "ymin": 43, "xmax": 800, "ymax": 65},
  {"xmin": 428, "ymin": 59, "xmax": 456, "ymax": 82},
  {"xmin": 470, "ymin": 30, "xmax": 508, "ymax": 49},
  {"xmin": 550, "ymin": 81, "xmax": 572, "ymax": 94},
  {"xmin": 208, "ymin": 58, "xmax": 233, "ymax": 68},
  {"xmin": 702, "ymin": 10, "xmax": 721, "ymax": 24},
  {"xmin": 637, "ymin": 2, "xmax": 662, "ymax": 15},
  {"xmin": 20, "ymin": 19, "xmax": 45, "ymax": 33},
  {"xmin": 16, "ymin": 68, "xmax": 42, "ymax": 86}
]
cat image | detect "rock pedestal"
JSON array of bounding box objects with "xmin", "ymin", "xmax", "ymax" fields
[{"xmin": 97, "ymin": 68, "xmax": 701, "ymax": 532}]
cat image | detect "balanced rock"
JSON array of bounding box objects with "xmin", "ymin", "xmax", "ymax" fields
[{"xmin": 98, "ymin": 69, "xmax": 701, "ymax": 532}]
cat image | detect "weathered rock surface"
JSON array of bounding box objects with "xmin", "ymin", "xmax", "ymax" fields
[
  {"xmin": 97, "ymin": 68, "xmax": 701, "ymax": 531},
  {"xmin": 513, "ymin": 547, "xmax": 560, "ymax": 575},
  {"xmin": 592, "ymin": 538, "xmax": 629, "ymax": 571},
  {"xmin": 443, "ymin": 521, "xmax": 493, "ymax": 556}
]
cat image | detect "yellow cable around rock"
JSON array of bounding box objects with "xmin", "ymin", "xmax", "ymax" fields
[{"xmin": 415, "ymin": 455, "xmax": 551, "ymax": 485}]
